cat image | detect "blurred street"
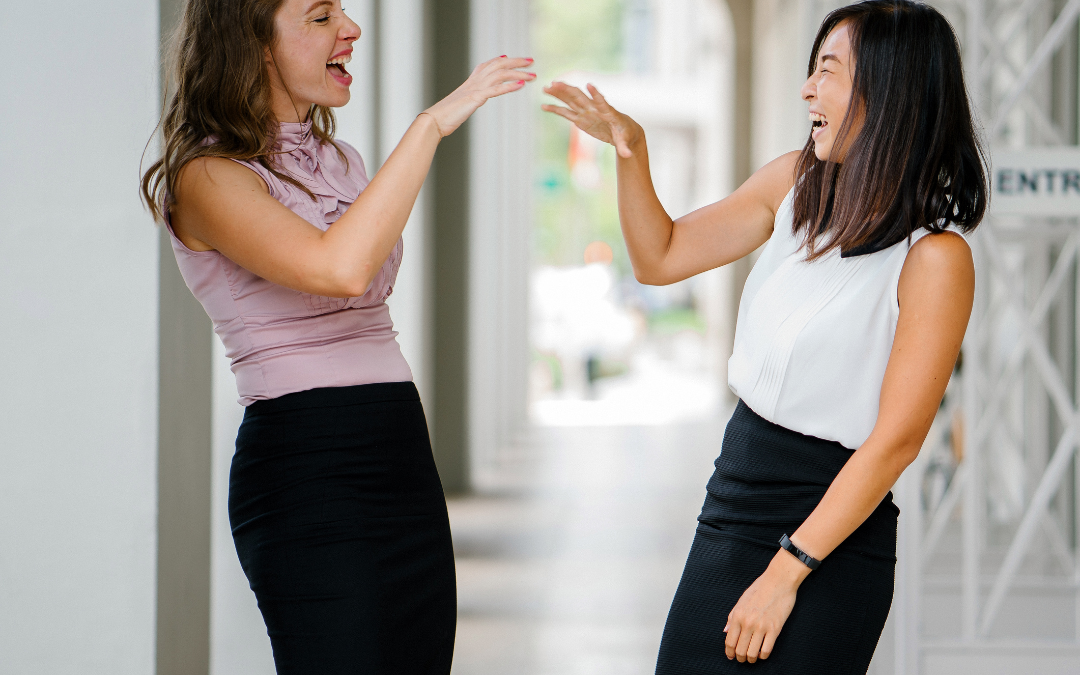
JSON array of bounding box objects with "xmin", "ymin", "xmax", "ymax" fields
[{"xmin": 449, "ymin": 417, "xmax": 729, "ymax": 675}]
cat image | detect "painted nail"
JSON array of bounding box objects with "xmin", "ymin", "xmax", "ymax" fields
[
  {"xmin": 500, "ymin": 54, "xmax": 507, "ymax": 58},
  {"xmin": 517, "ymin": 80, "xmax": 525, "ymax": 85},
  {"xmin": 527, "ymin": 57, "xmax": 534, "ymax": 62}
]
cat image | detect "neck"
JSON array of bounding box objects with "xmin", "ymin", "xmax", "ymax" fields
[{"xmin": 271, "ymin": 96, "xmax": 311, "ymax": 124}]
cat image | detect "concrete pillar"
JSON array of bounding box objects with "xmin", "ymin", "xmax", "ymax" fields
[
  {"xmin": 156, "ymin": 0, "xmax": 214, "ymax": 673},
  {"xmin": 728, "ymin": 0, "xmax": 755, "ymax": 187},
  {"xmin": 727, "ymin": 0, "xmax": 756, "ymax": 341},
  {"xmin": 429, "ymin": 0, "xmax": 472, "ymax": 494}
]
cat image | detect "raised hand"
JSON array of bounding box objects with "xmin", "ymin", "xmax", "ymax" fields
[
  {"xmin": 542, "ymin": 82, "xmax": 642, "ymax": 158},
  {"xmin": 423, "ymin": 56, "xmax": 536, "ymax": 137}
]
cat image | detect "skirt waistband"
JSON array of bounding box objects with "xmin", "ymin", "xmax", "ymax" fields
[
  {"xmin": 700, "ymin": 399, "xmax": 899, "ymax": 528},
  {"xmin": 244, "ymin": 381, "xmax": 419, "ymax": 418}
]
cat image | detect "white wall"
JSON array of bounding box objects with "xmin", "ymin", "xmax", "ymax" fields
[{"xmin": 0, "ymin": 1, "xmax": 160, "ymax": 673}]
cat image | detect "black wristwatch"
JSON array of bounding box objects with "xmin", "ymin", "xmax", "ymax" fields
[{"xmin": 779, "ymin": 534, "xmax": 821, "ymax": 570}]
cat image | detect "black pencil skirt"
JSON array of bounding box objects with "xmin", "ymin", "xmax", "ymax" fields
[
  {"xmin": 655, "ymin": 400, "xmax": 898, "ymax": 675},
  {"xmin": 229, "ymin": 382, "xmax": 456, "ymax": 675}
]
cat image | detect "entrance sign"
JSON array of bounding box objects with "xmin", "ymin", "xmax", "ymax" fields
[{"xmin": 991, "ymin": 148, "xmax": 1080, "ymax": 216}]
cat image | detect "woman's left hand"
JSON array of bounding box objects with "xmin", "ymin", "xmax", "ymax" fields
[{"xmin": 724, "ymin": 550, "xmax": 809, "ymax": 663}]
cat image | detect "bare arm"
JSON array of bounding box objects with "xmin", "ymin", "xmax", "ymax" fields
[
  {"xmin": 543, "ymin": 82, "xmax": 796, "ymax": 285},
  {"xmin": 723, "ymin": 231, "xmax": 975, "ymax": 664},
  {"xmin": 172, "ymin": 56, "xmax": 535, "ymax": 298}
]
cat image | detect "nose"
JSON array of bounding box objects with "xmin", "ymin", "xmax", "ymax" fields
[
  {"xmin": 340, "ymin": 15, "xmax": 361, "ymax": 42},
  {"xmin": 801, "ymin": 75, "xmax": 816, "ymax": 102}
]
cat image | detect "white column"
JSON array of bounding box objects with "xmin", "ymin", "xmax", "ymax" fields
[
  {"xmin": 0, "ymin": 1, "xmax": 160, "ymax": 673},
  {"xmin": 468, "ymin": 0, "xmax": 534, "ymax": 473},
  {"xmin": 381, "ymin": 0, "xmax": 435, "ymax": 409}
]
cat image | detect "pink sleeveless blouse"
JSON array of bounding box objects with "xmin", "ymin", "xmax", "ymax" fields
[{"xmin": 165, "ymin": 121, "xmax": 412, "ymax": 405}]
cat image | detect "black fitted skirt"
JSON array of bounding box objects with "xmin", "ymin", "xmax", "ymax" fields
[
  {"xmin": 229, "ymin": 382, "xmax": 456, "ymax": 675},
  {"xmin": 655, "ymin": 400, "xmax": 898, "ymax": 675}
]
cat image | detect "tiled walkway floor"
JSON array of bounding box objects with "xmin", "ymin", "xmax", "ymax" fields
[{"xmin": 447, "ymin": 417, "xmax": 729, "ymax": 675}]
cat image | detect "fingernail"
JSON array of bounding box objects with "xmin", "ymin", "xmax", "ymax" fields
[
  {"xmin": 526, "ymin": 72, "xmax": 536, "ymax": 77},
  {"xmin": 517, "ymin": 80, "xmax": 525, "ymax": 85},
  {"xmin": 527, "ymin": 57, "xmax": 534, "ymax": 62},
  {"xmin": 500, "ymin": 55, "xmax": 507, "ymax": 58}
]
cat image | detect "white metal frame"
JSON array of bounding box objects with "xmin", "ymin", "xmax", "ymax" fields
[{"xmin": 892, "ymin": 1, "xmax": 1080, "ymax": 672}]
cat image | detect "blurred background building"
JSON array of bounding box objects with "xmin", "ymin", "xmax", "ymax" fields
[{"xmin": 2, "ymin": 1, "xmax": 1079, "ymax": 674}]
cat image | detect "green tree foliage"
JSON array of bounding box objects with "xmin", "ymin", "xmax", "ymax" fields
[{"xmin": 533, "ymin": 0, "xmax": 631, "ymax": 274}]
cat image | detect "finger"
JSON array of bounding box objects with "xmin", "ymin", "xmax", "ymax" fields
[
  {"xmin": 491, "ymin": 69, "xmax": 537, "ymax": 85},
  {"xmin": 746, "ymin": 629, "xmax": 766, "ymax": 664},
  {"xmin": 487, "ymin": 80, "xmax": 528, "ymax": 99},
  {"xmin": 724, "ymin": 622, "xmax": 740, "ymax": 660},
  {"xmin": 541, "ymin": 104, "xmax": 583, "ymax": 125},
  {"xmin": 558, "ymin": 84, "xmax": 600, "ymax": 113},
  {"xmin": 543, "ymin": 82, "xmax": 589, "ymax": 110},
  {"xmin": 502, "ymin": 56, "xmax": 534, "ymax": 69},
  {"xmin": 760, "ymin": 631, "xmax": 778, "ymax": 660},
  {"xmin": 586, "ymin": 83, "xmax": 617, "ymax": 115},
  {"xmin": 544, "ymin": 81, "xmax": 596, "ymax": 109},
  {"xmin": 482, "ymin": 56, "xmax": 533, "ymax": 73},
  {"xmin": 735, "ymin": 626, "xmax": 755, "ymax": 663}
]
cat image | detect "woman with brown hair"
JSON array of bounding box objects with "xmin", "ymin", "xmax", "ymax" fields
[
  {"xmin": 141, "ymin": 0, "xmax": 533, "ymax": 672},
  {"xmin": 543, "ymin": 1, "xmax": 986, "ymax": 672}
]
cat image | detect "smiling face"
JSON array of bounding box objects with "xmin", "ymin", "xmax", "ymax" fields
[
  {"xmin": 801, "ymin": 22, "xmax": 859, "ymax": 162},
  {"xmin": 265, "ymin": 0, "xmax": 361, "ymax": 122}
]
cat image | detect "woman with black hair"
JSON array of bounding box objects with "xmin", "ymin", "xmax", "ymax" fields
[{"xmin": 543, "ymin": 1, "xmax": 985, "ymax": 672}]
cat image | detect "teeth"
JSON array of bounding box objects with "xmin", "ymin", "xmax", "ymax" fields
[
  {"xmin": 326, "ymin": 54, "xmax": 352, "ymax": 66},
  {"xmin": 809, "ymin": 112, "xmax": 827, "ymax": 125}
]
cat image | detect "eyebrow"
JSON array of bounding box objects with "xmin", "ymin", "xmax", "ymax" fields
[
  {"xmin": 820, "ymin": 52, "xmax": 842, "ymax": 65},
  {"xmin": 305, "ymin": 0, "xmax": 332, "ymax": 12}
]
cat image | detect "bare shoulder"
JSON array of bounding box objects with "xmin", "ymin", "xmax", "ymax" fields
[
  {"xmin": 173, "ymin": 157, "xmax": 271, "ymax": 251},
  {"xmin": 175, "ymin": 156, "xmax": 268, "ymax": 203},
  {"xmin": 906, "ymin": 231, "xmax": 973, "ymax": 277},
  {"xmin": 899, "ymin": 230, "xmax": 975, "ymax": 306},
  {"xmin": 742, "ymin": 151, "xmax": 801, "ymax": 215}
]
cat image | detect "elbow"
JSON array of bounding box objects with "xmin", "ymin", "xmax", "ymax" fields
[
  {"xmin": 341, "ymin": 275, "xmax": 375, "ymax": 299},
  {"xmin": 896, "ymin": 441, "xmax": 923, "ymax": 471},
  {"xmin": 883, "ymin": 437, "xmax": 924, "ymax": 475},
  {"xmin": 330, "ymin": 264, "xmax": 376, "ymax": 298},
  {"xmin": 632, "ymin": 265, "xmax": 669, "ymax": 286}
]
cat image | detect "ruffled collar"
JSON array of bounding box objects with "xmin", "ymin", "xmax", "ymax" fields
[{"xmin": 272, "ymin": 120, "xmax": 363, "ymax": 223}]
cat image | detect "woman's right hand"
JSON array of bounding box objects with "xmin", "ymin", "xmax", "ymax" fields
[
  {"xmin": 423, "ymin": 56, "xmax": 536, "ymax": 137},
  {"xmin": 542, "ymin": 82, "xmax": 642, "ymax": 158}
]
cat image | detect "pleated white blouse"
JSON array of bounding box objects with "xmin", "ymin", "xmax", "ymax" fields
[{"xmin": 728, "ymin": 187, "xmax": 968, "ymax": 450}]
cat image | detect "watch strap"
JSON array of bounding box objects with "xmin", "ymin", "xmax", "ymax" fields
[{"xmin": 779, "ymin": 534, "xmax": 821, "ymax": 571}]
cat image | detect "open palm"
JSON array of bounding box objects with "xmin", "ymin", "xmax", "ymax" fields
[{"xmin": 542, "ymin": 82, "xmax": 642, "ymax": 158}]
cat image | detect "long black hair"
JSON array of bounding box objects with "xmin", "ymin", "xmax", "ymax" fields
[{"xmin": 792, "ymin": 0, "xmax": 988, "ymax": 260}]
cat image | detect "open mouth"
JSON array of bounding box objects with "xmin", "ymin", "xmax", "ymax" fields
[
  {"xmin": 327, "ymin": 54, "xmax": 352, "ymax": 84},
  {"xmin": 810, "ymin": 112, "xmax": 828, "ymax": 132}
]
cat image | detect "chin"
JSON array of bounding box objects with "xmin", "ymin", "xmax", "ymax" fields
[
  {"xmin": 317, "ymin": 93, "xmax": 352, "ymax": 109},
  {"xmin": 814, "ymin": 144, "xmax": 831, "ymax": 162}
]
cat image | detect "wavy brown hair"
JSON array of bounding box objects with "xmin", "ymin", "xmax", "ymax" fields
[
  {"xmin": 792, "ymin": 0, "xmax": 988, "ymax": 260},
  {"xmin": 141, "ymin": 0, "xmax": 342, "ymax": 221}
]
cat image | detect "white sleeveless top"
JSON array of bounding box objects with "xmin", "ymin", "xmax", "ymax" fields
[{"xmin": 728, "ymin": 187, "xmax": 968, "ymax": 450}]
